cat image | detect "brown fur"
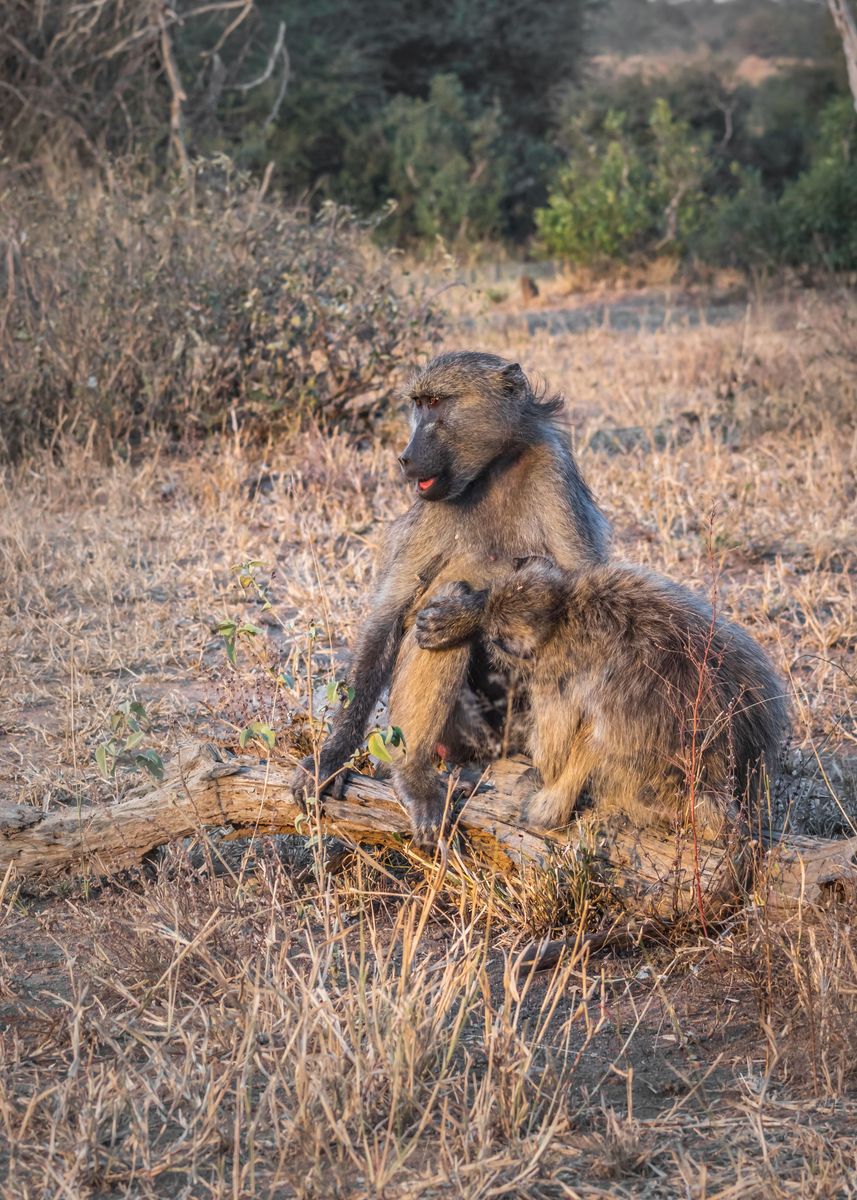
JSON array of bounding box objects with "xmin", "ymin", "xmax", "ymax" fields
[
  {"xmin": 291, "ymin": 351, "xmax": 610, "ymax": 851},
  {"xmin": 415, "ymin": 558, "xmax": 788, "ymax": 837}
]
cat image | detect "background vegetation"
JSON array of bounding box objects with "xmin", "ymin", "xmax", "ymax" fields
[
  {"xmin": 2, "ymin": 0, "xmax": 855, "ymax": 265},
  {"xmin": 0, "ymin": 164, "xmax": 437, "ymax": 458},
  {"xmin": 1, "ymin": 4, "xmax": 856, "ymax": 1195}
]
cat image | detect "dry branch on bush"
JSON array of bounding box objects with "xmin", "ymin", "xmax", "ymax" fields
[
  {"xmin": 2, "ymin": 742, "xmax": 856, "ymax": 924},
  {"xmin": 0, "ymin": 164, "xmax": 441, "ymax": 457}
]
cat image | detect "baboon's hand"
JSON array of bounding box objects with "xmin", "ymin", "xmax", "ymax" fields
[
  {"xmin": 289, "ymin": 753, "xmax": 349, "ymax": 811},
  {"xmin": 415, "ymin": 581, "xmax": 487, "ymax": 651}
]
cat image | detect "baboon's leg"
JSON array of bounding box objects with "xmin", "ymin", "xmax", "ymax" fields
[
  {"xmin": 523, "ymin": 731, "xmax": 600, "ymax": 831},
  {"xmin": 388, "ymin": 627, "xmax": 471, "ymax": 851},
  {"xmin": 444, "ymin": 680, "xmax": 501, "ymax": 761},
  {"xmin": 594, "ymin": 757, "xmax": 734, "ymax": 839}
]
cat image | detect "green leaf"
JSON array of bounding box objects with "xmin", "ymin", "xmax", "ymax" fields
[
  {"xmin": 367, "ymin": 731, "xmax": 392, "ymax": 763},
  {"xmin": 238, "ymin": 622, "xmax": 264, "ymax": 638},
  {"xmin": 95, "ymin": 743, "xmax": 112, "ymax": 779},
  {"xmin": 239, "ymin": 721, "xmax": 276, "ymax": 752},
  {"xmin": 134, "ymin": 749, "xmax": 164, "ymax": 780},
  {"xmin": 256, "ymin": 724, "xmax": 276, "ymax": 751},
  {"xmin": 214, "ymin": 619, "xmax": 238, "ymax": 664},
  {"xmin": 124, "ymin": 730, "xmax": 145, "ymax": 752},
  {"xmin": 325, "ymin": 680, "xmax": 355, "ymax": 709}
]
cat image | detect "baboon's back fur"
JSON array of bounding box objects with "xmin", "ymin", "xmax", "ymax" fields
[{"xmin": 421, "ymin": 558, "xmax": 788, "ymax": 836}]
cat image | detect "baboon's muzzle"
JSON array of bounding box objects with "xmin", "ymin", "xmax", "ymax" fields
[{"xmin": 397, "ymin": 432, "xmax": 451, "ymax": 500}]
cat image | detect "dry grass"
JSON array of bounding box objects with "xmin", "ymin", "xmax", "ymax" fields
[{"xmin": 1, "ymin": 282, "xmax": 856, "ymax": 1196}]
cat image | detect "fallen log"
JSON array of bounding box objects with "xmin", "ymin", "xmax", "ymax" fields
[{"xmin": 2, "ymin": 742, "xmax": 856, "ymax": 918}]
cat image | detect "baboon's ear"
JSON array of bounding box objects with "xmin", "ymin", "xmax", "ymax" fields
[{"xmin": 501, "ymin": 362, "xmax": 527, "ymax": 396}]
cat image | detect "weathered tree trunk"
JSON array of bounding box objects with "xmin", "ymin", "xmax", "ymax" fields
[
  {"xmin": 2, "ymin": 743, "xmax": 856, "ymax": 918},
  {"xmin": 828, "ymin": 0, "xmax": 857, "ymax": 113}
]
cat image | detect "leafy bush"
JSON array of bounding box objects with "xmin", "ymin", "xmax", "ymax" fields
[
  {"xmin": 691, "ymin": 168, "xmax": 783, "ymax": 269},
  {"xmin": 0, "ymin": 162, "xmax": 441, "ymax": 459},
  {"xmin": 536, "ymin": 101, "xmax": 709, "ymax": 264},
  {"xmin": 693, "ymin": 97, "xmax": 857, "ymax": 272},
  {"xmin": 777, "ymin": 97, "xmax": 857, "ymax": 270},
  {"xmin": 348, "ymin": 74, "xmax": 509, "ymax": 246},
  {"xmin": 535, "ymin": 112, "xmax": 652, "ymax": 262}
]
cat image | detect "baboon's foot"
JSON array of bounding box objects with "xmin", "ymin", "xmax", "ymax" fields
[
  {"xmin": 514, "ymin": 765, "xmax": 544, "ymax": 796},
  {"xmin": 407, "ymin": 795, "xmax": 446, "ymax": 855},
  {"xmin": 410, "ymin": 820, "xmax": 444, "ymax": 855},
  {"xmin": 289, "ymin": 754, "xmax": 349, "ymax": 812},
  {"xmin": 393, "ymin": 766, "xmax": 449, "ymax": 854},
  {"xmin": 523, "ymin": 785, "xmax": 575, "ymax": 832}
]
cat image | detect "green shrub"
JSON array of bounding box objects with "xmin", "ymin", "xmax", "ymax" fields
[
  {"xmin": 535, "ymin": 114, "xmax": 652, "ymax": 262},
  {"xmin": 387, "ymin": 75, "xmax": 507, "ymax": 245},
  {"xmin": 692, "ymin": 97, "xmax": 857, "ymax": 272},
  {"xmin": 535, "ymin": 101, "xmax": 709, "ymax": 265},
  {"xmin": 777, "ymin": 97, "xmax": 857, "ymax": 270},
  {"xmin": 340, "ymin": 74, "xmax": 509, "ymax": 247},
  {"xmin": 0, "ymin": 162, "xmax": 441, "ymax": 459},
  {"xmin": 691, "ymin": 168, "xmax": 783, "ymax": 268}
]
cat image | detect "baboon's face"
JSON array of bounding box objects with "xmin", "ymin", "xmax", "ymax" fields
[
  {"xmin": 398, "ymin": 351, "xmax": 527, "ymax": 502},
  {"xmin": 485, "ymin": 557, "xmax": 566, "ymax": 660}
]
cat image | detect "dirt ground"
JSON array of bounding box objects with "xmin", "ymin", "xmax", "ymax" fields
[{"xmin": 1, "ymin": 279, "xmax": 856, "ymax": 1197}]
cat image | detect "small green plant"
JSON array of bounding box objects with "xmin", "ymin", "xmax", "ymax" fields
[
  {"xmin": 238, "ymin": 720, "xmax": 276, "ymax": 752},
  {"xmin": 95, "ymin": 701, "xmax": 164, "ymax": 782},
  {"xmin": 213, "ymin": 618, "xmax": 264, "ymax": 666},
  {"xmin": 366, "ymin": 725, "xmax": 406, "ymax": 763},
  {"xmin": 234, "ymin": 560, "xmax": 272, "ymax": 608},
  {"xmin": 325, "ymin": 679, "xmax": 355, "ymax": 709}
]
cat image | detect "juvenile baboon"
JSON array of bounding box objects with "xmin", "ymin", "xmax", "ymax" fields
[
  {"xmin": 519, "ymin": 274, "xmax": 540, "ymax": 302},
  {"xmin": 291, "ymin": 351, "xmax": 610, "ymax": 850},
  {"xmin": 415, "ymin": 557, "xmax": 788, "ymax": 837}
]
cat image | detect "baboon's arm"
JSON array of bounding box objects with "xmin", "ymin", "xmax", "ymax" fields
[
  {"xmin": 292, "ymin": 522, "xmax": 442, "ymax": 799},
  {"xmin": 323, "ymin": 608, "xmax": 403, "ymax": 759},
  {"xmin": 414, "ymin": 581, "xmax": 488, "ymax": 651},
  {"xmin": 290, "ymin": 602, "xmax": 404, "ymax": 801}
]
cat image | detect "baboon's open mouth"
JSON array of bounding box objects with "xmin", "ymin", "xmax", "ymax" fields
[{"xmin": 417, "ymin": 477, "xmax": 437, "ymax": 492}]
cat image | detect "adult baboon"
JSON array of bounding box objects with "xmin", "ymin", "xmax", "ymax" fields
[
  {"xmin": 291, "ymin": 351, "xmax": 610, "ymax": 850},
  {"xmin": 415, "ymin": 557, "xmax": 788, "ymax": 837}
]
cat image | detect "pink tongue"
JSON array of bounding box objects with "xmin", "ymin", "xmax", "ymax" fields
[{"xmin": 418, "ymin": 478, "xmax": 436, "ymax": 491}]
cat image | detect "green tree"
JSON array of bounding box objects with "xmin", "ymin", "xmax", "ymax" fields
[
  {"xmin": 777, "ymin": 95, "xmax": 857, "ymax": 268},
  {"xmin": 536, "ymin": 102, "xmax": 710, "ymax": 264},
  {"xmin": 374, "ymin": 75, "xmax": 508, "ymax": 245}
]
